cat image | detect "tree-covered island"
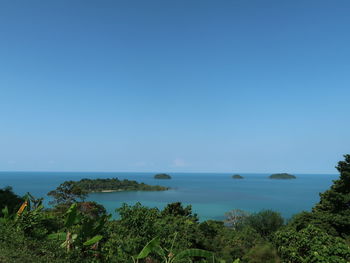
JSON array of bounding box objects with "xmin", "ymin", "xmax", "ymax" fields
[
  {"xmin": 79, "ymin": 178, "xmax": 169, "ymax": 192},
  {"xmin": 232, "ymin": 174, "xmax": 244, "ymax": 179},
  {"xmin": 49, "ymin": 178, "xmax": 169, "ymax": 197},
  {"xmin": 154, "ymin": 173, "xmax": 172, "ymax": 179},
  {"xmin": 269, "ymin": 173, "xmax": 296, "ymax": 179}
]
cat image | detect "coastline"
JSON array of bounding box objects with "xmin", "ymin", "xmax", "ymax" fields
[
  {"xmin": 98, "ymin": 189, "xmax": 123, "ymax": 193},
  {"xmin": 90, "ymin": 188, "xmax": 169, "ymax": 193}
]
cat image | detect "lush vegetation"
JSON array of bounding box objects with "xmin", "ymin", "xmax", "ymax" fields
[
  {"xmin": 232, "ymin": 175, "xmax": 243, "ymax": 179},
  {"xmin": 0, "ymin": 155, "xmax": 350, "ymax": 262},
  {"xmin": 154, "ymin": 173, "xmax": 172, "ymax": 179},
  {"xmin": 269, "ymin": 173, "xmax": 296, "ymax": 179},
  {"xmin": 0, "ymin": 186, "xmax": 24, "ymax": 217}
]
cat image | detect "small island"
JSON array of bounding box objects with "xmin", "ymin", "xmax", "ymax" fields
[
  {"xmin": 68, "ymin": 178, "xmax": 169, "ymax": 193},
  {"xmin": 154, "ymin": 173, "xmax": 172, "ymax": 179},
  {"xmin": 232, "ymin": 174, "xmax": 244, "ymax": 179},
  {"xmin": 269, "ymin": 173, "xmax": 296, "ymax": 180}
]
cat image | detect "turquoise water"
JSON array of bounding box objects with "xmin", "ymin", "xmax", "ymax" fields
[{"xmin": 0, "ymin": 172, "xmax": 337, "ymax": 221}]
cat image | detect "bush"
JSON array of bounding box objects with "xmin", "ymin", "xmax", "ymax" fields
[
  {"xmin": 243, "ymin": 210, "xmax": 284, "ymax": 239},
  {"xmin": 0, "ymin": 222, "xmax": 74, "ymax": 263},
  {"xmin": 0, "ymin": 186, "xmax": 24, "ymax": 216},
  {"xmin": 274, "ymin": 224, "xmax": 350, "ymax": 263},
  {"xmin": 243, "ymin": 243, "xmax": 280, "ymax": 263}
]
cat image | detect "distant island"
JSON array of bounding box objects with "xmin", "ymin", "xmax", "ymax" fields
[
  {"xmin": 232, "ymin": 174, "xmax": 244, "ymax": 179},
  {"xmin": 69, "ymin": 178, "xmax": 169, "ymax": 193},
  {"xmin": 269, "ymin": 173, "xmax": 296, "ymax": 179},
  {"xmin": 154, "ymin": 173, "xmax": 172, "ymax": 179}
]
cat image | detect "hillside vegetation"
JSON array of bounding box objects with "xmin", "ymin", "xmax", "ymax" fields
[{"xmin": 0, "ymin": 155, "xmax": 349, "ymax": 262}]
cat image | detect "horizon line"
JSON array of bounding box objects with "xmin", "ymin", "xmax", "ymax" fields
[{"xmin": 0, "ymin": 170, "xmax": 338, "ymax": 175}]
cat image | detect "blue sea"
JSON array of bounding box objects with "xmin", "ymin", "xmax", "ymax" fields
[{"xmin": 0, "ymin": 172, "xmax": 337, "ymax": 221}]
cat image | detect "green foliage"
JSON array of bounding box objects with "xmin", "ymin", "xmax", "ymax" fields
[
  {"xmin": 243, "ymin": 210, "xmax": 284, "ymax": 239},
  {"xmin": 243, "ymin": 243, "xmax": 280, "ymax": 263},
  {"xmin": 161, "ymin": 202, "xmax": 198, "ymax": 220},
  {"xmin": 135, "ymin": 236, "xmax": 165, "ymax": 259},
  {"xmin": 220, "ymin": 226, "xmax": 263, "ymax": 261},
  {"xmin": 48, "ymin": 181, "xmax": 88, "ymax": 206},
  {"xmin": 116, "ymin": 202, "xmax": 160, "ymax": 240},
  {"xmin": 198, "ymin": 220, "xmax": 227, "ymax": 252},
  {"xmin": 274, "ymin": 224, "xmax": 350, "ymax": 263},
  {"xmin": 0, "ymin": 200, "xmax": 84, "ymax": 263},
  {"xmin": 172, "ymin": 248, "xmax": 214, "ymax": 262},
  {"xmin": 83, "ymin": 235, "xmax": 103, "ymax": 246},
  {"xmin": 135, "ymin": 235, "xmax": 214, "ymax": 263},
  {"xmin": 13, "ymin": 193, "xmax": 58, "ymax": 238},
  {"xmin": 101, "ymin": 203, "xmax": 161, "ymax": 262},
  {"xmin": 312, "ymin": 154, "xmax": 350, "ymax": 236},
  {"xmin": 65, "ymin": 203, "xmax": 80, "ymax": 228},
  {"xmin": 287, "ymin": 210, "xmax": 341, "ymax": 237},
  {"xmin": 0, "ymin": 206, "xmax": 12, "ymax": 223},
  {"xmin": 49, "ymin": 203, "xmax": 109, "ymax": 254},
  {"xmin": 0, "ymin": 223, "xmax": 71, "ymax": 263},
  {"xmin": 271, "ymin": 155, "xmax": 350, "ymax": 262},
  {"xmin": 77, "ymin": 201, "xmax": 107, "ymax": 219},
  {"xmin": 0, "ymin": 186, "xmax": 24, "ymax": 216},
  {"xmin": 102, "ymin": 202, "xmax": 203, "ymax": 262},
  {"xmin": 15, "ymin": 203, "xmax": 48, "ymax": 238}
]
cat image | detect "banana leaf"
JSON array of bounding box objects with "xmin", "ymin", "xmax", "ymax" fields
[
  {"xmin": 65, "ymin": 203, "xmax": 78, "ymax": 227},
  {"xmin": 83, "ymin": 235, "xmax": 103, "ymax": 246},
  {"xmin": 48, "ymin": 232, "xmax": 67, "ymax": 241},
  {"xmin": 172, "ymin": 248, "xmax": 214, "ymax": 262},
  {"xmin": 136, "ymin": 237, "xmax": 165, "ymax": 259}
]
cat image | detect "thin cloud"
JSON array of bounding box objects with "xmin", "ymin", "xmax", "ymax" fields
[{"xmin": 172, "ymin": 158, "xmax": 186, "ymax": 167}]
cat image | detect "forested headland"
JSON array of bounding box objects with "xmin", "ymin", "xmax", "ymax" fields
[
  {"xmin": 1, "ymin": 155, "xmax": 350, "ymax": 262},
  {"xmin": 54, "ymin": 177, "xmax": 168, "ymax": 193}
]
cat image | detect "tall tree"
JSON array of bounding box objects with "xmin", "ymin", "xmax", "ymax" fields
[
  {"xmin": 313, "ymin": 154, "xmax": 350, "ymax": 236},
  {"xmin": 48, "ymin": 181, "xmax": 87, "ymax": 206}
]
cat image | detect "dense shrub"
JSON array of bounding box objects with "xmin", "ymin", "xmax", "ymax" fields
[
  {"xmin": 0, "ymin": 186, "xmax": 24, "ymax": 216},
  {"xmin": 243, "ymin": 243, "xmax": 280, "ymax": 263},
  {"xmin": 274, "ymin": 225, "xmax": 350, "ymax": 263},
  {"xmin": 243, "ymin": 210, "xmax": 284, "ymax": 239},
  {"xmin": 0, "ymin": 222, "xmax": 78, "ymax": 263}
]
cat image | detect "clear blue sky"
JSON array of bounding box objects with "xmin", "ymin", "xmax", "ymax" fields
[{"xmin": 0, "ymin": 0, "xmax": 349, "ymax": 173}]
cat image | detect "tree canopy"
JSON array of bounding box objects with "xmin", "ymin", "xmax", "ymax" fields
[
  {"xmin": 48, "ymin": 181, "xmax": 88, "ymax": 206},
  {"xmin": 0, "ymin": 186, "xmax": 24, "ymax": 216},
  {"xmin": 313, "ymin": 154, "xmax": 350, "ymax": 236}
]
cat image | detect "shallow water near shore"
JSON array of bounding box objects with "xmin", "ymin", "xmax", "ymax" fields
[{"xmin": 0, "ymin": 172, "xmax": 337, "ymax": 221}]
